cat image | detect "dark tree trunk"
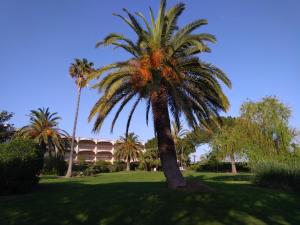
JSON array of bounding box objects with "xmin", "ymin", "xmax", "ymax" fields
[
  {"xmin": 151, "ymin": 88, "xmax": 186, "ymax": 189},
  {"xmin": 230, "ymin": 154, "xmax": 237, "ymax": 174},
  {"xmin": 66, "ymin": 87, "xmax": 81, "ymax": 178}
]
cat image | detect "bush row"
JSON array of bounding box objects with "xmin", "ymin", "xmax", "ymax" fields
[
  {"xmin": 189, "ymin": 162, "xmax": 250, "ymax": 172},
  {"xmin": 0, "ymin": 139, "xmax": 43, "ymax": 195},
  {"xmin": 72, "ymin": 161, "xmax": 128, "ymax": 176}
]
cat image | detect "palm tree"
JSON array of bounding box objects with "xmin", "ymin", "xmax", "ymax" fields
[
  {"xmin": 18, "ymin": 108, "xmax": 68, "ymax": 155},
  {"xmin": 65, "ymin": 58, "xmax": 94, "ymax": 178},
  {"xmin": 171, "ymin": 121, "xmax": 188, "ymax": 167},
  {"xmin": 88, "ymin": 0, "xmax": 231, "ymax": 188},
  {"xmin": 114, "ymin": 133, "xmax": 143, "ymax": 171}
]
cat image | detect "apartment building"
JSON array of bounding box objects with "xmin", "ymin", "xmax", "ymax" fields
[{"xmin": 64, "ymin": 137, "xmax": 115, "ymax": 163}]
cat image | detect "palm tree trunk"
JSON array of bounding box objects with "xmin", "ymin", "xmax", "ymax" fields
[
  {"xmin": 230, "ymin": 154, "xmax": 237, "ymax": 174},
  {"xmin": 126, "ymin": 159, "xmax": 130, "ymax": 171},
  {"xmin": 65, "ymin": 87, "xmax": 81, "ymax": 178},
  {"xmin": 151, "ymin": 88, "xmax": 186, "ymax": 189}
]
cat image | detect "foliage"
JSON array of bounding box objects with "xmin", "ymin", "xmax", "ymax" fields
[
  {"xmin": 140, "ymin": 137, "xmax": 161, "ymax": 171},
  {"xmin": 241, "ymin": 96, "xmax": 293, "ymax": 155},
  {"xmin": 72, "ymin": 161, "xmax": 125, "ymax": 176},
  {"xmin": 17, "ymin": 108, "xmax": 69, "ymax": 155},
  {"xmin": 114, "ymin": 133, "xmax": 143, "ymax": 169},
  {"xmin": 43, "ymin": 155, "xmax": 67, "ymax": 176},
  {"xmin": 210, "ymin": 117, "xmax": 246, "ymax": 166},
  {"xmin": 0, "ymin": 139, "xmax": 43, "ymax": 194},
  {"xmin": 110, "ymin": 161, "xmax": 127, "ymax": 172},
  {"xmin": 69, "ymin": 58, "xmax": 94, "ymax": 89},
  {"xmin": 189, "ymin": 161, "xmax": 250, "ymax": 173},
  {"xmin": 144, "ymin": 137, "xmax": 158, "ymax": 150},
  {"xmin": 94, "ymin": 160, "xmax": 112, "ymax": 173},
  {"xmin": 0, "ymin": 110, "xmax": 15, "ymax": 143},
  {"xmin": 210, "ymin": 98, "xmax": 297, "ymax": 170},
  {"xmin": 253, "ymin": 160, "xmax": 300, "ymax": 192},
  {"xmin": 72, "ymin": 161, "xmax": 89, "ymax": 176},
  {"xmin": 177, "ymin": 136, "xmax": 196, "ymax": 161},
  {"xmin": 88, "ymin": 0, "xmax": 231, "ymax": 134}
]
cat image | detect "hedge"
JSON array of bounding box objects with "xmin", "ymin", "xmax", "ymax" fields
[{"xmin": 0, "ymin": 139, "xmax": 43, "ymax": 194}]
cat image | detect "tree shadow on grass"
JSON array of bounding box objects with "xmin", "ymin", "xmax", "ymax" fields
[{"xmin": 0, "ymin": 177, "xmax": 299, "ymax": 225}]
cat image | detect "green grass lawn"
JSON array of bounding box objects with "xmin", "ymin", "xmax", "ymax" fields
[{"xmin": 1, "ymin": 171, "xmax": 299, "ymax": 225}]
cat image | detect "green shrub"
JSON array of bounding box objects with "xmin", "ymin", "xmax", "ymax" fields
[
  {"xmin": 110, "ymin": 161, "xmax": 126, "ymax": 172},
  {"xmin": 95, "ymin": 160, "xmax": 111, "ymax": 173},
  {"xmin": 138, "ymin": 159, "xmax": 161, "ymax": 171},
  {"xmin": 253, "ymin": 160, "xmax": 300, "ymax": 192},
  {"xmin": 72, "ymin": 161, "xmax": 113, "ymax": 176},
  {"xmin": 0, "ymin": 139, "xmax": 43, "ymax": 194},
  {"xmin": 73, "ymin": 161, "xmax": 89, "ymax": 172},
  {"xmin": 189, "ymin": 162, "xmax": 250, "ymax": 172},
  {"xmin": 82, "ymin": 164, "xmax": 99, "ymax": 176},
  {"xmin": 43, "ymin": 155, "xmax": 67, "ymax": 176}
]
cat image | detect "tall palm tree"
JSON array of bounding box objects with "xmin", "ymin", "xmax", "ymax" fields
[
  {"xmin": 18, "ymin": 108, "xmax": 68, "ymax": 155},
  {"xmin": 65, "ymin": 58, "xmax": 94, "ymax": 178},
  {"xmin": 114, "ymin": 133, "xmax": 144, "ymax": 171},
  {"xmin": 88, "ymin": 0, "xmax": 231, "ymax": 188}
]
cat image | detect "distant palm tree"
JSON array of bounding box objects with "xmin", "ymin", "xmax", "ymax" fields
[
  {"xmin": 114, "ymin": 133, "xmax": 143, "ymax": 171},
  {"xmin": 18, "ymin": 108, "xmax": 68, "ymax": 155},
  {"xmin": 66, "ymin": 58, "xmax": 94, "ymax": 178},
  {"xmin": 88, "ymin": 0, "xmax": 231, "ymax": 188},
  {"xmin": 171, "ymin": 121, "xmax": 188, "ymax": 167},
  {"xmin": 171, "ymin": 121, "xmax": 188, "ymax": 145}
]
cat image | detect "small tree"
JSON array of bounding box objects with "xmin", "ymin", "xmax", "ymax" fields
[
  {"xmin": 211, "ymin": 117, "xmax": 245, "ymax": 174},
  {"xmin": 0, "ymin": 110, "xmax": 15, "ymax": 143},
  {"xmin": 114, "ymin": 133, "xmax": 143, "ymax": 171}
]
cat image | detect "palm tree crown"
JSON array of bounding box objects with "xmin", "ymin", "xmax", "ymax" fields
[
  {"xmin": 114, "ymin": 133, "xmax": 144, "ymax": 171},
  {"xmin": 70, "ymin": 58, "xmax": 94, "ymax": 88},
  {"xmin": 88, "ymin": 0, "xmax": 231, "ymax": 133},
  {"xmin": 18, "ymin": 108, "xmax": 68, "ymax": 155}
]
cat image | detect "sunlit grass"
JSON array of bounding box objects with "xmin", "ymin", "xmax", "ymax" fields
[{"xmin": 1, "ymin": 171, "xmax": 299, "ymax": 225}]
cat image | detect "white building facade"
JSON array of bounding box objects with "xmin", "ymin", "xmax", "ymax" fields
[{"xmin": 64, "ymin": 137, "xmax": 115, "ymax": 163}]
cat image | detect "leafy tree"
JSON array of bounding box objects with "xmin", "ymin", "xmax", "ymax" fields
[
  {"xmin": 211, "ymin": 118, "xmax": 245, "ymax": 174},
  {"xmin": 88, "ymin": 0, "xmax": 231, "ymax": 188},
  {"xmin": 144, "ymin": 137, "xmax": 158, "ymax": 151},
  {"xmin": 66, "ymin": 58, "xmax": 94, "ymax": 178},
  {"xmin": 211, "ymin": 98, "xmax": 297, "ymax": 171},
  {"xmin": 18, "ymin": 108, "xmax": 68, "ymax": 156},
  {"xmin": 141, "ymin": 137, "xmax": 160, "ymax": 171},
  {"xmin": 241, "ymin": 96, "xmax": 293, "ymax": 154},
  {"xmin": 0, "ymin": 110, "xmax": 15, "ymax": 143},
  {"xmin": 114, "ymin": 133, "xmax": 144, "ymax": 171}
]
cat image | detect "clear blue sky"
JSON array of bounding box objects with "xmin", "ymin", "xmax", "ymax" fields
[{"xmin": 1, "ymin": 0, "xmax": 299, "ymax": 158}]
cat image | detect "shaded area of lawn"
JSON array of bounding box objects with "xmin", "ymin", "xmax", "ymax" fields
[{"xmin": 0, "ymin": 172, "xmax": 299, "ymax": 225}]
